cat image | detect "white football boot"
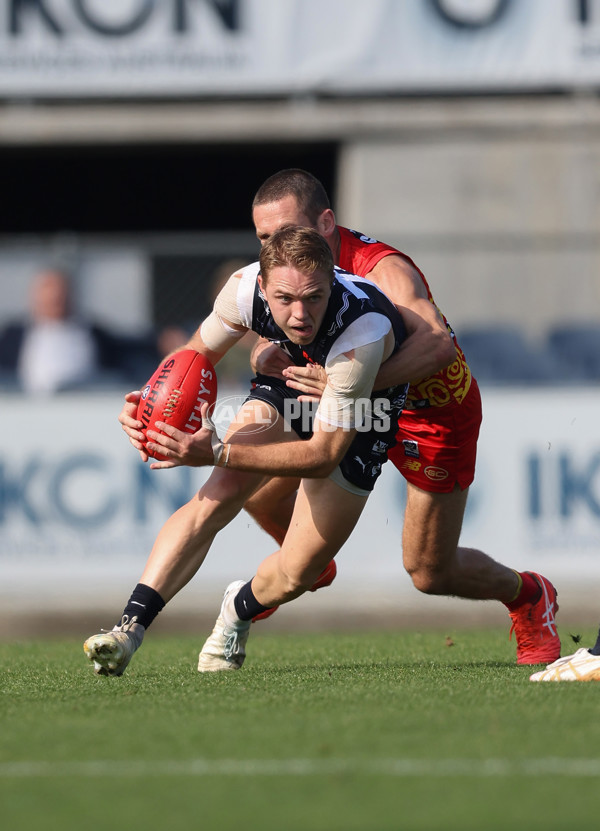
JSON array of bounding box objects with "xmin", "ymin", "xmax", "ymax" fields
[
  {"xmin": 530, "ymin": 648, "xmax": 600, "ymax": 682},
  {"xmin": 198, "ymin": 581, "xmax": 251, "ymax": 672},
  {"xmin": 83, "ymin": 615, "xmax": 145, "ymax": 677}
]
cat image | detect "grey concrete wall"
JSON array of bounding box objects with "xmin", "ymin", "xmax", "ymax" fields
[
  {"xmin": 335, "ymin": 102, "xmax": 600, "ymax": 341},
  {"xmin": 1, "ymin": 96, "xmax": 599, "ymax": 340}
]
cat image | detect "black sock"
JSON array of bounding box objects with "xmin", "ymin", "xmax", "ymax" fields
[
  {"xmin": 119, "ymin": 583, "xmax": 166, "ymax": 630},
  {"xmin": 234, "ymin": 580, "xmax": 271, "ymax": 622},
  {"xmin": 589, "ymin": 627, "xmax": 600, "ymax": 656}
]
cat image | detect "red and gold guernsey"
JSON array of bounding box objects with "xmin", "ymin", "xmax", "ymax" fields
[{"xmin": 337, "ymin": 226, "xmax": 471, "ymax": 409}]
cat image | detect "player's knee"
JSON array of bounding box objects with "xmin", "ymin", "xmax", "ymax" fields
[
  {"xmin": 405, "ymin": 563, "xmax": 447, "ymax": 595},
  {"xmin": 212, "ymin": 467, "xmax": 260, "ymax": 502},
  {"xmin": 194, "ymin": 475, "xmax": 252, "ymax": 528}
]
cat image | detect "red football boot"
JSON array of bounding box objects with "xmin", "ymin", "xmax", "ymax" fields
[{"xmin": 508, "ymin": 571, "xmax": 561, "ymax": 665}]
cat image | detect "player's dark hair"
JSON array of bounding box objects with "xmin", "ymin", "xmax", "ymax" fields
[
  {"xmin": 252, "ymin": 169, "xmax": 331, "ymax": 225},
  {"xmin": 259, "ymin": 226, "xmax": 334, "ymax": 285}
]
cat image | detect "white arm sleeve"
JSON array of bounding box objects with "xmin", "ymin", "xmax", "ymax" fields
[
  {"xmin": 199, "ymin": 264, "xmax": 259, "ymax": 352},
  {"xmin": 315, "ymin": 339, "xmax": 387, "ymax": 428},
  {"xmin": 200, "ymin": 310, "xmax": 246, "ymax": 353}
]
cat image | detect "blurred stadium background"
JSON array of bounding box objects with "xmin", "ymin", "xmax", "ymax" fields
[{"xmin": 1, "ymin": 0, "xmax": 599, "ymax": 635}]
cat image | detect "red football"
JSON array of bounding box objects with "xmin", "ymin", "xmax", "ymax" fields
[{"xmin": 137, "ymin": 349, "xmax": 218, "ymax": 460}]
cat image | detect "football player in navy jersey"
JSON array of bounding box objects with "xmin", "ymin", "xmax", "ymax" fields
[{"xmin": 83, "ymin": 227, "xmax": 414, "ymax": 675}]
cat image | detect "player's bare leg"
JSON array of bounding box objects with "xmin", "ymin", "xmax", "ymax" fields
[
  {"xmin": 251, "ymin": 478, "xmax": 365, "ymax": 606},
  {"xmin": 140, "ymin": 398, "xmax": 294, "ymax": 599},
  {"xmin": 83, "ymin": 399, "xmax": 293, "ymax": 676},
  {"xmin": 244, "ymin": 476, "xmax": 299, "ymax": 545},
  {"xmin": 401, "ymin": 482, "xmax": 560, "ymax": 665},
  {"xmin": 244, "ymin": 475, "xmax": 339, "ymax": 622},
  {"xmin": 198, "ymin": 478, "xmax": 367, "ymax": 671},
  {"xmin": 401, "ymin": 483, "xmax": 518, "ymax": 601},
  {"xmin": 138, "ymin": 468, "xmax": 266, "ymax": 602}
]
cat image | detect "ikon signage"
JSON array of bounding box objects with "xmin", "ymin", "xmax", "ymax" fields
[{"xmin": 0, "ymin": 0, "xmax": 600, "ymax": 97}]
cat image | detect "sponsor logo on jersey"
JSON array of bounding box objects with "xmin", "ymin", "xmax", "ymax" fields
[
  {"xmin": 348, "ymin": 229, "xmax": 378, "ymax": 245},
  {"xmin": 372, "ymin": 440, "xmax": 388, "ymax": 455}
]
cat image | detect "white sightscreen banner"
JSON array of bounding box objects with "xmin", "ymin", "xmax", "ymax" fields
[
  {"xmin": 0, "ymin": 0, "xmax": 599, "ymax": 97},
  {"xmin": 1, "ymin": 386, "xmax": 599, "ymax": 613}
]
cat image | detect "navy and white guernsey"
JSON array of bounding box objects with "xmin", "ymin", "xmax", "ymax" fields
[
  {"xmin": 251, "ymin": 266, "xmax": 407, "ymax": 380},
  {"xmin": 244, "ymin": 266, "xmax": 410, "ymax": 493}
]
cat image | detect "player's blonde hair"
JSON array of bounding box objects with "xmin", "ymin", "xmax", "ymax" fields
[{"xmin": 259, "ymin": 226, "xmax": 334, "ymax": 285}]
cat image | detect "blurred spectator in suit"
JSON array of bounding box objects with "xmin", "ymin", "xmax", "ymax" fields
[{"xmin": 0, "ymin": 268, "xmax": 129, "ymax": 393}]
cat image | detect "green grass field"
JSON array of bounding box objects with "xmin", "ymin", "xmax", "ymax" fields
[{"xmin": 2, "ymin": 627, "xmax": 599, "ymax": 831}]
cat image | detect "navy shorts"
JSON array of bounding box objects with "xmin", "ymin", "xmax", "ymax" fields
[{"xmin": 247, "ymin": 374, "xmax": 407, "ymax": 493}]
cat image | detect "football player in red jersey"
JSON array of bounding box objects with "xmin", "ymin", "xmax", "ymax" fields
[
  {"xmin": 113, "ymin": 170, "xmax": 560, "ymax": 671},
  {"xmin": 244, "ymin": 169, "xmax": 560, "ymax": 667}
]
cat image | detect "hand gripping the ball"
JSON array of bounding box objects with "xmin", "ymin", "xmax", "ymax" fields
[
  {"xmin": 136, "ymin": 349, "xmax": 218, "ymax": 462},
  {"xmin": 118, "ymin": 390, "xmax": 149, "ymax": 462},
  {"xmin": 147, "ymin": 402, "xmax": 229, "ymax": 470}
]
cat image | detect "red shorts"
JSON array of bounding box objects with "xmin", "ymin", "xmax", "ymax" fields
[{"xmin": 387, "ymin": 379, "xmax": 482, "ymax": 493}]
